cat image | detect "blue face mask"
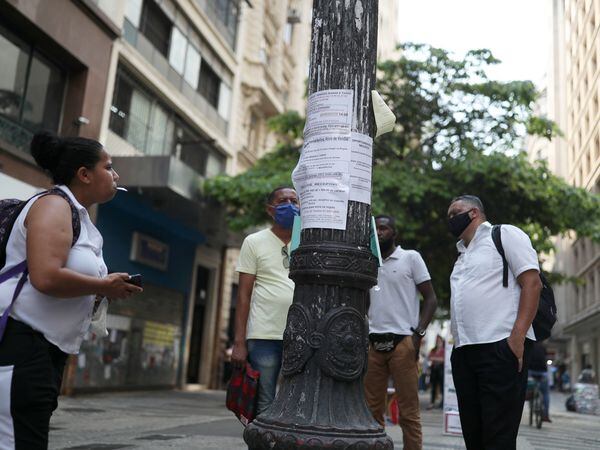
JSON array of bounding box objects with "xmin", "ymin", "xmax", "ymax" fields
[{"xmin": 272, "ymin": 203, "xmax": 300, "ymax": 229}]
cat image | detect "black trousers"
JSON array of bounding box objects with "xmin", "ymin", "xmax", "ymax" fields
[
  {"xmin": 450, "ymin": 338, "xmax": 532, "ymax": 450},
  {"xmin": 0, "ymin": 318, "xmax": 68, "ymax": 449}
]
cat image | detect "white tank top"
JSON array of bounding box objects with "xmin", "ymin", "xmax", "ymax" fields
[{"xmin": 0, "ymin": 185, "xmax": 108, "ymax": 354}]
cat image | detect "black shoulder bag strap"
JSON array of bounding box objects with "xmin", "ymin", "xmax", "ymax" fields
[{"xmin": 491, "ymin": 224, "xmax": 509, "ymax": 288}]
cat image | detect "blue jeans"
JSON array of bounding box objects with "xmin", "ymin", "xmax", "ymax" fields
[
  {"xmin": 529, "ymin": 370, "xmax": 550, "ymax": 417},
  {"xmin": 247, "ymin": 339, "xmax": 283, "ymax": 414}
]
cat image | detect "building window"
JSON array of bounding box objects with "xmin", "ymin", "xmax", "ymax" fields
[
  {"xmin": 122, "ymin": 0, "xmax": 231, "ymax": 132},
  {"xmin": 110, "ymin": 69, "xmax": 176, "ymax": 156},
  {"xmin": 215, "ymin": 0, "xmax": 240, "ymax": 37},
  {"xmin": 247, "ymin": 111, "xmax": 261, "ymax": 154},
  {"xmin": 217, "ymin": 83, "xmax": 231, "ymax": 120},
  {"xmin": 175, "ymin": 121, "xmax": 225, "ymax": 176},
  {"xmin": 283, "ymin": 22, "xmax": 294, "ymax": 45},
  {"xmin": 169, "ymin": 27, "xmax": 188, "ymax": 75},
  {"xmin": 140, "ymin": 0, "xmax": 171, "ymax": 57},
  {"xmin": 259, "ymin": 37, "xmax": 273, "ymax": 66},
  {"xmin": 184, "ymin": 45, "xmax": 201, "ymax": 89},
  {"xmin": 0, "ymin": 24, "xmax": 65, "ymax": 134},
  {"xmin": 206, "ymin": 151, "xmax": 226, "ymax": 178},
  {"xmin": 109, "ymin": 67, "xmax": 225, "ymax": 177},
  {"xmin": 110, "ymin": 71, "xmax": 155, "ymax": 152},
  {"xmin": 124, "ymin": 0, "xmax": 143, "ymax": 27},
  {"xmin": 198, "ymin": 63, "xmax": 220, "ymax": 108},
  {"xmin": 169, "ymin": 28, "xmax": 203, "ymax": 92},
  {"xmin": 200, "ymin": 0, "xmax": 240, "ymax": 49},
  {"xmin": 586, "ymin": 151, "xmax": 591, "ymax": 177}
]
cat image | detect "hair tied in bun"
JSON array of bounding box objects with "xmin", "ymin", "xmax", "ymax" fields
[
  {"xmin": 29, "ymin": 131, "xmax": 103, "ymax": 185},
  {"xmin": 30, "ymin": 130, "xmax": 63, "ymax": 173}
]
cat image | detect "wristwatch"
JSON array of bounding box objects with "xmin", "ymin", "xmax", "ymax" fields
[{"xmin": 410, "ymin": 326, "xmax": 426, "ymax": 337}]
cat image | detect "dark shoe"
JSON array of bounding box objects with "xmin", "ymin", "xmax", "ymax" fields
[{"xmin": 542, "ymin": 416, "xmax": 552, "ymax": 423}]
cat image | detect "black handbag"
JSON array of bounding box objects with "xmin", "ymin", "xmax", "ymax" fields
[{"xmin": 369, "ymin": 333, "xmax": 405, "ymax": 352}]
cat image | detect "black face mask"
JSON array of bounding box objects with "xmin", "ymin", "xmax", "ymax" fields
[{"xmin": 448, "ymin": 210, "xmax": 473, "ymax": 238}]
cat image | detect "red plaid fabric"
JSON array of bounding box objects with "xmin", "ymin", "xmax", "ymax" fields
[{"xmin": 226, "ymin": 363, "xmax": 260, "ymax": 426}]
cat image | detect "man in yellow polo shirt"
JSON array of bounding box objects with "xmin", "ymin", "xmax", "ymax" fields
[{"xmin": 231, "ymin": 186, "xmax": 299, "ymax": 414}]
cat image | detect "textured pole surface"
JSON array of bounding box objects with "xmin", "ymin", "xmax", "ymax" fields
[{"xmin": 244, "ymin": 1, "xmax": 392, "ymax": 448}]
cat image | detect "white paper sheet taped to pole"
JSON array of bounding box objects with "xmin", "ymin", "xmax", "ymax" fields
[
  {"xmin": 349, "ymin": 132, "xmax": 373, "ymax": 204},
  {"xmin": 293, "ymin": 89, "xmax": 353, "ymax": 230},
  {"xmin": 293, "ymin": 89, "xmax": 377, "ymax": 230}
]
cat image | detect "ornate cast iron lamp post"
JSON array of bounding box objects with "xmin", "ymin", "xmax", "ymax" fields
[{"xmin": 244, "ymin": 1, "xmax": 392, "ymax": 448}]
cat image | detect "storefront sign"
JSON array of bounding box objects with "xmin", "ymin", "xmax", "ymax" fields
[{"xmin": 130, "ymin": 231, "xmax": 170, "ymax": 270}]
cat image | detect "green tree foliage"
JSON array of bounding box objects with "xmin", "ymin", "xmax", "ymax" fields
[{"xmin": 205, "ymin": 43, "xmax": 600, "ymax": 306}]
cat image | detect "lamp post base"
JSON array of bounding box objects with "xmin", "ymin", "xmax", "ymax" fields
[{"xmin": 244, "ymin": 418, "xmax": 393, "ymax": 450}]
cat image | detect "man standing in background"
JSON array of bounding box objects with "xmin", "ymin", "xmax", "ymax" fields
[
  {"xmin": 364, "ymin": 214, "xmax": 438, "ymax": 450},
  {"xmin": 231, "ymin": 186, "xmax": 299, "ymax": 414}
]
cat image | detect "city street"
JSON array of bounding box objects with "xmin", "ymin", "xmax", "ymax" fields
[
  {"xmin": 49, "ymin": 390, "xmax": 600, "ymax": 450},
  {"xmin": 1, "ymin": 1, "xmax": 599, "ymax": 449}
]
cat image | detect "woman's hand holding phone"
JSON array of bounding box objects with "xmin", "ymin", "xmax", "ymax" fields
[{"xmin": 100, "ymin": 273, "xmax": 143, "ymax": 299}]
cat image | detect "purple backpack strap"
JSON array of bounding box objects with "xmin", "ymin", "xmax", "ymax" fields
[{"xmin": 0, "ymin": 260, "xmax": 28, "ymax": 341}]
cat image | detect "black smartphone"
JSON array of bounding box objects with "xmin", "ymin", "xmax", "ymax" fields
[{"xmin": 128, "ymin": 274, "xmax": 143, "ymax": 288}]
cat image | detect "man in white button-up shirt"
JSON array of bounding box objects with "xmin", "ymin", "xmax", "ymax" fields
[{"xmin": 447, "ymin": 195, "xmax": 542, "ymax": 450}]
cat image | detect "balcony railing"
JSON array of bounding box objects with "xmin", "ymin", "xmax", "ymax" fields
[
  {"xmin": 0, "ymin": 115, "xmax": 34, "ymax": 155},
  {"xmin": 112, "ymin": 153, "xmax": 205, "ymax": 201},
  {"xmin": 123, "ymin": 20, "xmax": 228, "ymax": 137}
]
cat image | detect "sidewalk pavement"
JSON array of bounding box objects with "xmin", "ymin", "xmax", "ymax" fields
[{"xmin": 49, "ymin": 390, "xmax": 600, "ymax": 449}]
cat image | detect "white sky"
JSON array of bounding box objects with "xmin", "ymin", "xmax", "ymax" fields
[{"xmin": 397, "ymin": 0, "xmax": 552, "ymax": 86}]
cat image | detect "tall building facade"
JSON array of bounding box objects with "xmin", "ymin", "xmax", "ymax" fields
[
  {"xmin": 211, "ymin": 0, "xmax": 313, "ymax": 388},
  {"xmin": 526, "ymin": 1, "xmax": 570, "ymax": 367},
  {"xmin": 561, "ymin": 0, "xmax": 600, "ymax": 382},
  {"xmin": 231, "ymin": 0, "xmax": 311, "ymax": 173},
  {"xmin": 377, "ymin": 0, "xmax": 400, "ymax": 62},
  {"xmin": 95, "ymin": 0, "xmax": 237, "ymax": 392},
  {"xmin": 0, "ymin": 0, "xmax": 312, "ymax": 392},
  {"xmin": 532, "ymin": 0, "xmax": 600, "ymax": 383},
  {"xmin": 0, "ymin": 0, "xmax": 117, "ymax": 194}
]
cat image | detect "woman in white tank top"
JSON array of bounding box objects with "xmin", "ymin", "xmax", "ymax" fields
[{"xmin": 0, "ymin": 131, "xmax": 143, "ymax": 449}]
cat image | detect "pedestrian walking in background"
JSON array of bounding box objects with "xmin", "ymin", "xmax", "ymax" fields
[
  {"xmin": 556, "ymin": 363, "xmax": 567, "ymax": 392},
  {"xmin": 528, "ymin": 340, "xmax": 551, "ymax": 422},
  {"xmin": 364, "ymin": 215, "xmax": 438, "ymax": 450},
  {"xmin": 427, "ymin": 335, "xmax": 445, "ymax": 409},
  {"xmin": 418, "ymin": 354, "xmax": 428, "ymax": 393},
  {"xmin": 230, "ymin": 186, "xmax": 299, "ymax": 414},
  {"xmin": 0, "ymin": 131, "xmax": 143, "ymax": 449},
  {"xmin": 447, "ymin": 195, "xmax": 542, "ymax": 450}
]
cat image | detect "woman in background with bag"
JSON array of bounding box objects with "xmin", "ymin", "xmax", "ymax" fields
[{"xmin": 0, "ymin": 131, "xmax": 143, "ymax": 449}]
